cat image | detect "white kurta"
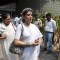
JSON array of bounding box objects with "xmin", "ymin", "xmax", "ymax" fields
[
  {"xmin": 0, "ymin": 23, "xmax": 18, "ymax": 60},
  {"xmin": 15, "ymin": 23, "xmax": 43, "ymax": 60}
]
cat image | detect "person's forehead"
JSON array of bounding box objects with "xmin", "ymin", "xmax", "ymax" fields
[
  {"xmin": 6, "ymin": 16, "xmax": 11, "ymax": 20},
  {"xmin": 46, "ymin": 15, "xmax": 50, "ymax": 17},
  {"xmin": 27, "ymin": 11, "xmax": 32, "ymax": 14},
  {"xmin": 7, "ymin": 15, "xmax": 10, "ymax": 18},
  {"xmin": 25, "ymin": 11, "xmax": 32, "ymax": 16}
]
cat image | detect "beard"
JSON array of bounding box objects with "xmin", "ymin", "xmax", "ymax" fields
[{"xmin": 47, "ymin": 18, "xmax": 50, "ymax": 21}]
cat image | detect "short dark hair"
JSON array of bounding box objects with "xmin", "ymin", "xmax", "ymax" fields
[
  {"xmin": 2, "ymin": 13, "xmax": 10, "ymax": 20},
  {"xmin": 46, "ymin": 13, "xmax": 51, "ymax": 17}
]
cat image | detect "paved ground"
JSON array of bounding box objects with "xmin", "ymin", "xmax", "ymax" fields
[
  {"xmin": 39, "ymin": 50, "xmax": 58, "ymax": 60},
  {"xmin": 38, "ymin": 46, "xmax": 58, "ymax": 60},
  {"xmin": 0, "ymin": 44, "xmax": 58, "ymax": 60}
]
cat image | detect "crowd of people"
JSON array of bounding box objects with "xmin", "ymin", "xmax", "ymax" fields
[{"xmin": 0, "ymin": 8, "xmax": 59, "ymax": 60}]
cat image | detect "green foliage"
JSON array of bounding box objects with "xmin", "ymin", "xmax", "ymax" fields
[
  {"xmin": 56, "ymin": 16, "xmax": 60, "ymax": 28},
  {"xmin": 32, "ymin": 17, "xmax": 36, "ymax": 21},
  {"xmin": 40, "ymin": 18, "xmax": 45, "ymax": 27},
  {"xmin": 33, "ymin": 11, "xmax": 60, "ymax": 30}
]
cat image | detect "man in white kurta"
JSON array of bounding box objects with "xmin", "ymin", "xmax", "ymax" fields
[{"xmin": 15, "ymin": 23, "xmax": 43, "ymax": 60}]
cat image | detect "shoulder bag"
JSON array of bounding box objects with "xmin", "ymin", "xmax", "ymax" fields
[{"xmin": 9, "ymin": 24, "xmax": 24, "ymax": 55}]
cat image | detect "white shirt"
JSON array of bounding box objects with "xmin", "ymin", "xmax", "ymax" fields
[
  {"xmin": 14, "ymin": 17, "xmax": 20, "ymax": 26},
  {"xmin": 44, "ymin": 18, "xmax": 56, "ymax": 32}
]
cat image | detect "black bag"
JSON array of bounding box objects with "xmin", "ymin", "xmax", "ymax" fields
[
  {"xmin": 9, "ymin": 24, "xmax": 23, "ymax": 55},
  {"xmin": 9, "ymin": 41, "xmax": 24, "ymax": 55}
]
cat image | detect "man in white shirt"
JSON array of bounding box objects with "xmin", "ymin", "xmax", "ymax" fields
[
  {"xmin": 43, "ymin": 13, "xmax": 56, "ymax": 54},
  {"xmin": 14, "ymin": 13, "xmax": 23, "ymax": 26}
]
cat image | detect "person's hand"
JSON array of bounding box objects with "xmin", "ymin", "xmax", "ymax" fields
[
  {"xmin": 32, "ymin": 38, "xmax": 40, "ymax": 46},
  {"xmin": 35, "ymin": 38, "xmax": 40, "ymax": 43},
  {"xmin": 0, "ymin": 34, "xmax": 7, "ymax": 40}
]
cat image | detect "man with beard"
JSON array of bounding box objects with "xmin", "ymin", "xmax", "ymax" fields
[{"xmin": 43, "ymin": 13, "xmax": 56, "ymax": 54}]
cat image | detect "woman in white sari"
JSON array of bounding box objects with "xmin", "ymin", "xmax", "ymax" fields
[
  {"xmin": 14, "ymin": 8, "xmax": 43, "ymax": 60},
  {"xmin": 0, "ymin": 13, "xmax": 18, "ymax": 60}
]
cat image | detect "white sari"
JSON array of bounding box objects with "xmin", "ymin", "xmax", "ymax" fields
[
  {"xmin": 0, "ymin": 23, "xmax": 18, "ymax": 60},
  {"xmin": 15, "ymin": 23, "xmax": 43, "ymax": 60}
]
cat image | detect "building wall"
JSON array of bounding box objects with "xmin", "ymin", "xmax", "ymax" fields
[
  {"xmin": 42, "ymin": 0, "xmax": 60, "ymax": 16},
  {"xmin": 16, "ymin": 0, "xmax": 47, "ymax": 15},
  {"xmin": 16, "ymin": 0, "xmax": 60, "ymax": 16}
]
